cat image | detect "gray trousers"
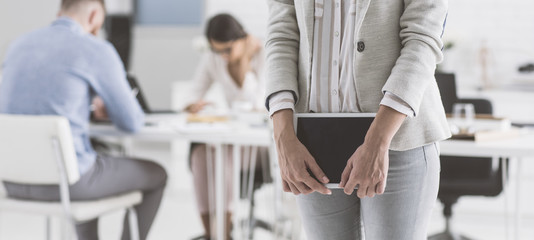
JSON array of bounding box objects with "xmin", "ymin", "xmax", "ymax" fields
[
  {"xmin": 296, "ymin": 143, "xmax": 440, "ymax": 240},
  {"xmin": 3, "ymin": 155, "xmax": 168, "ymax": 240}
]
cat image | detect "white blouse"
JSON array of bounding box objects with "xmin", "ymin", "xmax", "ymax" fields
[{"xmin": 187, "ymin": 49, "xmax": 266, "ymax": 110}]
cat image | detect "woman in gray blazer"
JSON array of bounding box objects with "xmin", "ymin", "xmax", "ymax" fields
[{"xmin": 265, "ymin": 0, "xmax": 451, "ymax": 239}]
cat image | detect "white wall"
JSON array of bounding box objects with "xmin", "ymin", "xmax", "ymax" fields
[
  {"xmin": 2, "ymin": 0, "xmax": 534, "ymax": 108},
  {"xmin": 130, "ymin": 26, "xmax": 203, "ymax": 110},
  {"xmin": 441, "ymin": 0, "xmax": 534, "ymax": 90},
  {"xmin": 0, "ymin": 0, "xmax": 61, "ymax": 62}
]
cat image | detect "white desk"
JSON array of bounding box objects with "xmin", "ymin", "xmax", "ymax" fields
[
  {"xmin": 90, "ymin": 116, "xmax": 272, "ymax": 240},
  {"xmin": 92, "ymin": 116, "xmax": 534, "ymax": 239},
  {"xmin": 440, "ymin": 132, "xmax": 534, "ymax": 240}
]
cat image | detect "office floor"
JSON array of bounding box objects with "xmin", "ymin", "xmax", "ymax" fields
[{"xmin": 1, "ymin": 141, "xmax": 533, "ymax": 240}]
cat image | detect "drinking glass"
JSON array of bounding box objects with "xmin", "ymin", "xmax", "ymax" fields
[{"xmin": 452, "ymin": 103, "xmax": 475, "ymax": 134}]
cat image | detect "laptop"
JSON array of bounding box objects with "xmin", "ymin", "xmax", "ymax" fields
[
  {"xmin": 126, "ymin": 75, "xmax": 177, "ymax": 114},
  {"xmin": 91, "ymin": 75, "xmax": 178, "ymax": 124},
  {"xmin": 294, "ymin": 113, "xmax": 376, "ymax": 188}
]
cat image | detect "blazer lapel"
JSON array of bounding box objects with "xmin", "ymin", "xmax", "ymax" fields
[
  {"xmin": 355, "ymin": 0, "xmax": 372, "ymax": 37},
  {"xmin": 299, "ymin": 0, "xmax": 314, "ymax": 56}
]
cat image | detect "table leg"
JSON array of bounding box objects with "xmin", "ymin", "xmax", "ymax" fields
[
  {"xmin": 232, "ymin": 144, "xmax": 242, "ymax": 240},
  {"xmin": 514, "ymin": 158, "xmax": 523, "ymax": 240},
  {"xmin": 502, "ymin": 157, "xmax": 510, "ymax": 240},
  {"xmin": 206, "ymin": 145, "xmax": 216, "ymax": 239},
  {"xmin": 215, "ymin": 144, "xmax": 225, "ymax": 240},
  {"xmin": 244, "ymin": 146, "xmax": 258, "ymax": 239},
  {"xmin": 269, "ymin": 140, "xmax": 284, "ymax": 239}
]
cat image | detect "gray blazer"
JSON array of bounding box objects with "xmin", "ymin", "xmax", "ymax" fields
[{"xmin": 265, "ymin": 0, "xmax": 452, "ymax": 151}]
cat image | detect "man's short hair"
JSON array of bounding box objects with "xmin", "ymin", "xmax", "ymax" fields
[{"xmin": 61, "ymin": 0, "xmax": 106, "ymax": 11}]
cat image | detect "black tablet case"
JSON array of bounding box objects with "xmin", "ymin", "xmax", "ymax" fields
[{"xmin": 296, "ymin": 116, "xmax": 374, "ymax": 183}]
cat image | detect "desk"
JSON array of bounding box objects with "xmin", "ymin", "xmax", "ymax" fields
[
  {"xmin": 440, "ymin": 132, "xmax": 534, "ymax": 240},
  {"xmin": 92, "ymin": 117, "xmax": 534, "ymax": 239},
  {"xmin": 90, "ymin": 115, "xmax": 272, "ymax": 240}
]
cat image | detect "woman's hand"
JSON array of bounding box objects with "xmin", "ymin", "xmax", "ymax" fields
[
  {"xmin": 185, "ymin": 101, "xmax": 211, "ymax": 114},
  {"xmin": 273, "ymin": 109, "xmax": 332, "ymax": 195},
  {"xmin": 340, "ymin": 141, "xmax": 389, "ymax": 198},
  {"xmin": 339, "ymin": 105, "xmax": 407, "ymax": 198}
]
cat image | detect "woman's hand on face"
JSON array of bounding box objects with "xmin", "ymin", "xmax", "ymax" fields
[
  {"xmin": 241, "ymin": 35, "xmax": 261, "ymax": 62},
  {"xmin": 273, "ymin": 109, "xmax": 332, "ymax": 196},
  {"xmin": 339, "ymin": 142, "xmax": 389, "ymax": 198},
  {"xmin": 185, "ymin": 101, "xmax": 211, "ymax": 114}
]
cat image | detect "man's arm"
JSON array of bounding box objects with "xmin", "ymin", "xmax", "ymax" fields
[{"xmin": 91, "ymin": 43, "xmax": 144, "ymax": 133}]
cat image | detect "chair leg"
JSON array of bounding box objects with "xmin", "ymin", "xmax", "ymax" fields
[
  {"xmin": 428, "ymin": 215, "xmax": 475, "ymax": 240},
  {"xmin": 128, "ymin": 207, "xmax": 140, "ymax": 240},
  {"xmin": 46, "ymin": 216, "xmax": 52, "ymax": 240},
  {"xmin": 60, "ymin": 217, "xmax": 76, "ymax": 240},
  {"xmin": 428, "ymin": 232, "xmax": 475, "ymax": 240}
]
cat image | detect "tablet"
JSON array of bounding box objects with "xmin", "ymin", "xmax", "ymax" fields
[{"xmin": 295, "ymin": 113, "xmax": 376, "ymax": 189}]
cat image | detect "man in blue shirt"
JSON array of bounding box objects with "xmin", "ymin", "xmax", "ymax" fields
[{"xmin": 0, "ymin": 0, "xmax": 167, "ymax": 239}]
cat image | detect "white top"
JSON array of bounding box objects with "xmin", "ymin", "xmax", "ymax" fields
[
  {"xmin": 268, "ymin": 0, "xmax": 414, "ymax": 117},
  {"xmin": 187, "ymin": 50, "xmax": 266, "ymax": 110}
]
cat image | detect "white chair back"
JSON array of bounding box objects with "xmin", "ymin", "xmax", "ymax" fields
[{"xmin": 0, "ymin": 114, "xmax": 80, "ymax": 185}]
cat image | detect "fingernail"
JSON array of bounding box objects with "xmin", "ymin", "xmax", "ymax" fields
[
  {"xmin": 322, "ymin": 176, "xmax": 329, "ymax": 183},
  {"xmin": 327, "ymin": 190, "xmax": 332, "ymax": 195}
]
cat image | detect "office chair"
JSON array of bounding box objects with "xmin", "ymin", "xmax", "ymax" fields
[
  {"xmin": 429, "ymin": 73, "xmax": 508, "ymax": 240},
  {"xmin": 0, "ymin": 115, "xmax": 142, "ymax": 240}
]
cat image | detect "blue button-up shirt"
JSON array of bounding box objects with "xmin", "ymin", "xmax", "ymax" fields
[{"xmin": 0, "ymin": 17, "xmax": 144, "ymax": 175}]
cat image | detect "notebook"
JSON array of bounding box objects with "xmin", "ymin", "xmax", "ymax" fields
[{"xmin": 295, "ymin": 113, "xmax": 375, "ymax": 188}]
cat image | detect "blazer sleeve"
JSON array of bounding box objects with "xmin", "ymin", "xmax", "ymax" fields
[
  {"xmin": 264, "ymin": 0, "xmax": 301, "ymax": 111},
  {"xmin": 381, "ymin": 0, "xmax": 448, "ymax": 116}
]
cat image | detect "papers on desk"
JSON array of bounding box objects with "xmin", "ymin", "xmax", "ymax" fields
[
  {"xmin": 450, "ymin": 128, "xmax": 522, "ymax": 142},
  {"xmin": 146, "ymin": 113, "xmax": 268, "ymax": 135},
  {"xmin": 174, "ymin": 122, "xmax": 232, "ymax": 134},
  {"xmin": 173, "ymin": 113, "xmax": 232, "ymax": 134},
  {"xmin": 447, "ymin": 115, "xmax": 524, "ymax": 141}
]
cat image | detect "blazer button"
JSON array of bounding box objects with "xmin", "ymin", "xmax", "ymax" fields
[{"xmin": 357, "ymin": 41, "xmax": 365, "ymax": 52}]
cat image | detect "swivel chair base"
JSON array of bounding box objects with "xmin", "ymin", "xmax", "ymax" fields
[{"xmin": 429, "ymin": 232, "xmax": 474, "ymax": 240}]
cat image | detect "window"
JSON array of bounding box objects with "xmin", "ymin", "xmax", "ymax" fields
[{"xmin": 136, "ymin": 0, "xmax": 204, "ymax": 26}]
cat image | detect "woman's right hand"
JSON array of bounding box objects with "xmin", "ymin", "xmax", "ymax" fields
[
  {"xmin": 185, "ymin": 101, "xmax": 211, "ymax": 114},
  {"xmin": 272, "ymin": 109, "xmax": 332, "ymax": 195}
]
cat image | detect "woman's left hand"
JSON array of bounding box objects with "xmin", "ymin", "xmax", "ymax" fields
[
  {"xmin": 339, "ymin": 105, "xmax": 407, "ymax": 198},
  {"xmin": 339, "ymin": 141, "xmax": 389, "ymax": 198}
]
